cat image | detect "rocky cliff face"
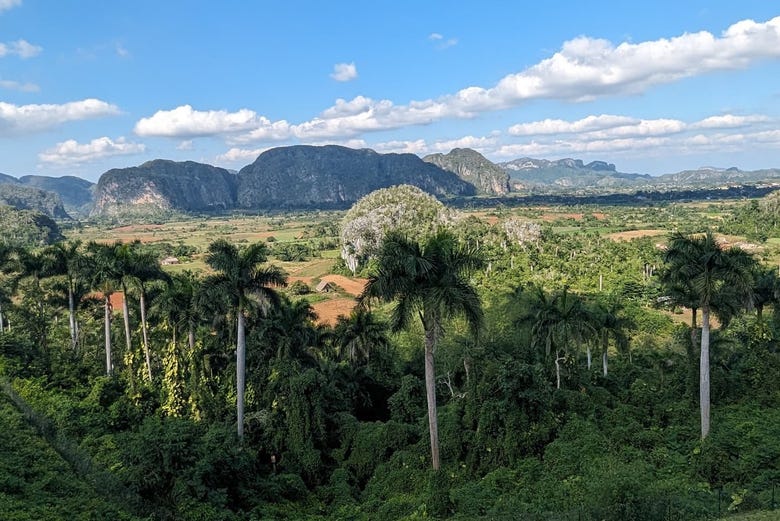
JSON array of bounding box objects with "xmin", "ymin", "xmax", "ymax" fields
[
  {"xmin": 18, "ymin": 175, "xmax": 94, "ymax": 215},
  {"xmin": 91, "ymin": 160, "xmax": 237, "ymax": 216},
  {"xmin": 422, "ymin": 148, "xmax": 510, "ymax": 195},
  {"xmin": 0, "ymin": 183, "xmax": 70, "ymax": 219},
  {"xmin": 236, "ymin": 145, "xmax": 475, "ymax": 209},
  {"xmin": 499, "ymin": 157, "xmax": 650, "ymax": 191}
]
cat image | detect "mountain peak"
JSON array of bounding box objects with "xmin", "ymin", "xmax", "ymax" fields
[{"xmin": 422, "ymin": 148, "xmax": 510, "ymax": 195}]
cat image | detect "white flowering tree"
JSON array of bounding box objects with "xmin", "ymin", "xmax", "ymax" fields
[
  {"xmin": 340, "ymin": 185, "xmax": 459, "ymax": 275},
  {"xmin": 502, "ymin": 217, "xmax": 541, "ymax": 247}
]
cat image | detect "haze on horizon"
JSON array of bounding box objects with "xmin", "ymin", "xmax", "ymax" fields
[{"xmin": 1, "ymin": 0, "xmax": 779, "ymax": 182}]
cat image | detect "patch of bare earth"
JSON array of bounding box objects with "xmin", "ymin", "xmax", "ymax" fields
[
  {"xmin": 319, "ymin": 275, "xmax": 367, "ymax": 297},
  {"xmin": 110, "ymin": 224, "xmax": 166, "ymax": 233},
  {"xmin": 606, "ymin": 229, "xmax": 667, "ymax": 241},
  {"xmin": 541, "ymin": 213, "xmax": 584, "ymax": 222},
  {"xmin": 312, "ymin": 298, "xmax": 357, "ymax": 326}
]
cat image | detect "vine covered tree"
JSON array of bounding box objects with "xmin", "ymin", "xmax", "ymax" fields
[
  {"xmin": 663, "ymin": 231, "xmax": 755, "ymax": 438},
  {"xmin": 360, "ymin": 230, "xmax": 483, "ymax": 470},
  {"xmin": 203, "ymin": 239, "xmax": 286, "ymax": 439}
]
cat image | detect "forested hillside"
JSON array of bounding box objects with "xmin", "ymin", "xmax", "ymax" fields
[{"xmin": 0, "ymin": 191, "xmax": 778, "ymax": 520}]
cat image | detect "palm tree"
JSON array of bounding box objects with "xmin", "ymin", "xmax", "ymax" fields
[
  {"xmin": 14, "ymin": 247, "xmax": 54, "ymax": 353},
  {"xmin": 360, "ymin": 230, "xmax": 483, "ymax": 471},
  {"xmin": 260, "ymin": 296, "xmax": 320, "ymax": 363},
  {"xmin": 524, "ymin": 286, "xmax": 593, "ymax": 389},
  {"xmin": 0, "ymin": 244, "xmax": 16, "ymax": 333},
  {"xmin": 153, "ymin": 271, "xmax": 202, "ymax": 355},
  {"xmin": 203, "ymin": 239, "xmax": 286, "ymax": 439},
  {"xmin": 86, "ymin": 241, "xmax": 123, "ymax": 375},
  {"xmin": 149, "ymin": 271, "xmax": 206, "ymax": 415},
  {"xmin": 663, "ymin": 231, "xmax": 755, "ymax": 439},
  {"xmin": 44, "ymin": 241, "xmax": 84, "ymax": 350},
  {"xmin": 333, "ymin": 308, "xmax": 389, "ymax": 364},
  {"xmin": 125, "ymin": 246, "xmax": 170, "ymax": 381},
  {"xmin": 751, "ymin": 266, "xmax": 778, "ymax": 320},
  {"xmin": 111, "ymin": 242, "xmax": 137, "ymax": 376},
  {"xmin": 591, "ymin": 296, "xmax": 631, "ymax": 377}
]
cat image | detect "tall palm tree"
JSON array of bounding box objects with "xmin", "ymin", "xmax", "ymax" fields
[
  {"xmin": 0, "ymin": 244, "xmax": 16, "ymax": 333},
  {"xmin": 44, "ymin": 241, "xmax": 84, "ymax": 350},
  {"xmin": 525, "ymin": 286, "xmax": 593, "ymax": 389},
  {"xmin": 360, "ymin": 230, "xmax": 483, "ymax": 471},
  {"xmin": 663, "ymin": 231, "xmax": 755, "ymax": 439},
  {"xmin": 86, "ymin": 241, "xmax": 123, "ymax": 375},
  {"xmin": 14, "ymin": 247, "xmax": 54, "ymax": 353},
  {"xmin": 151, "ymin": 271, "xmax": 202, "ymax": 417},
  {"xmin": 125, "ymin": 246, "xmax": 170, "ymax": 381},
  {"xmin": 153, "ymin": 270, "xmax": 202, "ymax": 355},
  {"xmin": 111, "ymin": 242, "xmax": 137, "ymax": 375},
  {"xmin": 203, "ymin": 239, "xmax": 286, "ymax": 439},
  {"xmin": 590, "ymin": 296, "xmax": 631, "ymax": 377}
]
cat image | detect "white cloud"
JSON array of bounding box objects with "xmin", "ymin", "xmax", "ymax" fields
[
  {"xmin": 216, "ymin": 147, "xmax": 269, "ymax": 163},
  {"xmin": 373, "ymin": 139, "xmax": 429, "ymax": 155},
  {"xmin": 330, "ymin": 62, "xmax": 358, "ymax": 82},
  {"xmin": 429, "ymin": 135, "xmax": 498, "ymax": 153},
  {"xmin": 134, "ymin": 105, "xmax": 264, "ymax": 137},
  {"xmin": 507, "ymin": 113, "xmax": 773, "ymax": 142},
  {"xmin": 0, "ymin": 0, "xmax": 21, "ymax": 13},
  {"xmin": 176, "ymin": 140, "xmax": 193, "ymax": 150},
  {"xmin": 509, "ymin": 115, "xmax": 638, "ymax": 136},
  {"xmin": 0, "ymin": 79, "xmax": 39, "ymax": 92},
  {"xmin": 39, "ymin": 136, "xmax": 145, "ymax": 165},
  {"xmin": 0, "ymin": 99, "xmax": 120, "ymax": 135},
  {"xmin": 691, "ymin": 114, "xmax": 771, "ymax": 129},
  {"xmin": 429, "ymin": 32, "xmax": 457, "ymax": 49},
  {"xmin": 135, "ymin": 16, "xmax": 780, "ymax": 144},
  {"xmin": 115, "ymin": 44, "xmax": 130, "ymax": 58},
  {"xmin": 0, "ymin": 39, "xmax": 42, "ymax": 59}
]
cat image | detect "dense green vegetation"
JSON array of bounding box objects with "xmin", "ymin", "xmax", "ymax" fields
[{"xmin": 1, "ymin": 193, "xmax": 779, "ymax": 520}]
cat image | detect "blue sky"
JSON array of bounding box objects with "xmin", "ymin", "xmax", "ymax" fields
[{"xmin": 1, "ymin": 0, "xmax": 780, "ymax": 181}]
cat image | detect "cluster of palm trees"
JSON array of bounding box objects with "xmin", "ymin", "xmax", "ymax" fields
[
  {"xmin": 0, "ymin": 238, "xmax": 395, "ymax": 440},
  {"xmin": 518, "ymin": 286, "xmax": 631, "ymax": 389},
  {"xmin": 0, "ymin": 227, "xmax": 768, "ymax": 473}
]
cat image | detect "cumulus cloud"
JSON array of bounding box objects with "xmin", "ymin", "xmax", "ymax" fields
[
  {"xmin": 0, "ymin": 0, "xmax": 21, "ymax": 13},
  {"xmin": 494, "ymin": 112, "xmax": 778, "ymax": 160},
  {"xmin": 39, "ymin": 136, "xmax": 145, "ymax": 165},
  {"xmin": 330, "ymin": 62, "xmax": 358, "ymax": 82},
  {"xmin": 134, "ymin": 105, "xmax": 264, "ymax": 137},
  {"xmin": 0, "ymin": 79, "xmax": 39, "ymax": 92},
  {"xmin": 0, "ymin": 39, "xmax": 42, "ymax": 59},
  {"xmin": 0, "ymin": 99, "xmax": 120, "ymax": 135},
  {"xmin": 690, "ymin": 114, "xmax": 771, "ymax": 129},
  {"xmin": 508, "ymin": 115, "xmax": 638, "ymax": 136},
  {"xmin": 507, "ymin": 113, "xmax": 772, "ymax": 141},
  {"xmin": 215, "ymin": 147, "xmax": 269, "ymax": 163},
  {"xmin": 176, "ymin": 140, "xmax": 193, "ymax": 150},
  {"xmin": 134, "ymin": 16, "xmax": 780, "ymax": 143},
  {"xmin": 372, "ymin": 139, "xmax": 429, "ymax": 154}
]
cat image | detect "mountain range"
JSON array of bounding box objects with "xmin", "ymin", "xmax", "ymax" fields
[{"xmin": 1, "ymin": 146, "xmax": 779, "ymax": 218}]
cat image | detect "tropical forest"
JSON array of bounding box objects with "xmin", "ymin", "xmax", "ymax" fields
[{"xmin": 0, "ymin": 181, "xmax": 778, "ymax": 521}]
